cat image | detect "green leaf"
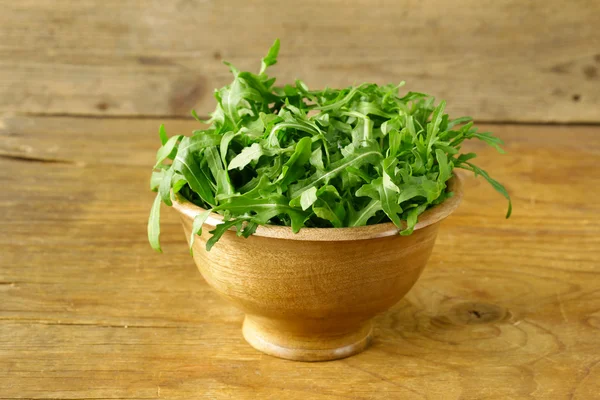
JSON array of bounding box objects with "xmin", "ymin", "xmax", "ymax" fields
[
  {"xmin": 473, "ymin": 132, "xmax": 506, "ymax": 154},
  {"xmin": 348, "ymin": 199, "xmax": 382, "ymax": 227},
  {"xmin": 290, "ymin": 144, "xmax": 383, "ymax": 200},
  {"xmin": 159, "ymin": 168, "xmax": 174, "ymax": 206},
  {"xmin": 148, "ymin": 194, "xmax": 162, "ymax": 252},
  {"xmin": 203, "ymin": 146, "xmax": 234, "ymax": 200},
  {"xmin": 260, "ymin": 38, "xmax": 280, "ymax": 74},
  {"xmin": 388, "ymin": 129, "xmax": 402, "ymax": 158},
  {"xmin": 216, "ymin": 170, "xmax": 234, "ymax": 199},
  {"xmin": 357, "ymin": 101, "xmax": 394, "ymax": 119},
  {"xmin": 400, "ymin": 204, "xmax": 428, "ymax": 236},
  {"xmin": 238, "ymin": 72, "xmax": 280, "ymax": 103},
  {"xmin": 357, "ymin": 170, "xmax": 403, "ymax": 229},
  {"xmin": 460, "ymin": 161, "xmax": 512, "ymax": 218},
  {"xmin": 456, "ymin": 152, "xmax": 478, "ymax": 164},
  {"xmin": 241, "ymin": 221, "xmax": 258, "ymax": 238},
  {"xmin": 148, "ymin": 40, "xmax": 512, "ymax": 251},
  {"xmin": 397, "ymin": 177, "xmax": 440, "ymax": 204},
  {"xmin": 204, "ymin": 147, "xmax": 223, "ymax": 180},
  {"xmin": 228, "ymin": 142, "xmax": 264, "ymax": 171},
  {"xmin": 343, "ymin": 111, "xmax": 373, "ymax": 143},
  {"xmin": 426, "ymin": 100, "xmax": 446, "ymax": 150},
  {"xmin": 290, "ymin": 186, "xmax": 317, "ymax": 211},
  {"xmin": 154, "ymin": 134, "xmax": 182, "ymax": 168},
  {"xmin": 217, "ymin": 70, "xmax": 245, "ymax": 129},
  {"xmin": 433, "ymin": 141, "xmax": 459, "ymax": 156},
  {"xmin": 355, "ymin": 180, "xmax": 380, "ymax": 200},
  {"xmin": 159, "ymin": 124, "xmax": 168, "ymax": 145},
  {"xmin": 315, "ymin": 85, "xmax": 365, "ymax": 112},
  {"xmin": 278, "ymin": 137, "xmax": 312, "ymax": 187},
  {"xmin": 172, "ymin": 173, "xmax": 187, "ymax": 193},
  {"xmin": 150, "ymin": 170, "xmax": 165, "ymax": 192},
  {"xmin": 190, "ymin": 209, "xmax": 212, "ymax": 251},
  {"xmin": 206, "ymin": 218, "xmax": 247, "ymax": 251},
  {"xmin": 312, "ymin": 186, "xmax": 346, "ymax": 227},
  {"xmin": 379, "ymin": 172, "xmax": 403, "ymax": 229},
  {"xmin": 266, "ymin": 121, "xmax": 319, "ymax": 147},
  {"xmin": 310, "ymin": 146, "xmax": 325, "ymax": 171},
  {"xmin": 220, "ymin": 131, "xmax": 236, "ymax": 166},
  {"xmin": 447, "ymin": 116, "xmax": 472, "ymax": 129},
  {"xmin": 435, "ymin": 148, "xmax": 452, "ymax": 185},
  {"xmin": 178, "ymin": 132, "xmax": 222, "ymax": 153},
  {"xmin": 191, "ymin": 109, "xmax": 206, "ymax": 123},
  {"xmin": 172, "ymin": 136, "xmax": 217, "ymax": 206},
  {"xmin": 213, "ymin": 195, "xmax": 309, "ymax": 233},
  {"xmin": 346, "ymin": 166, "xmax": 371, "ymax": 183}
]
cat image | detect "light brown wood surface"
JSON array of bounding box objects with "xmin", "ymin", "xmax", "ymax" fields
[
  {"xmin": 1, "ymin": 0, "xmax": 600, "ymax": 123},
  {"xmin": 1, "ymin": 116, "xmax": 600, "ymax": 398}
]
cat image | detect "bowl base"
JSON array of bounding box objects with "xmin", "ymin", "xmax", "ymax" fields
[{"xmin": 242, "ymin": 315, "xmax": 373, "ymax": 362}]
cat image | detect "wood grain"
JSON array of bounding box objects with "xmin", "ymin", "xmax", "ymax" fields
[
  {"xmin": 1, "ymin": 0, "xmax": 599, "ymax": 123},
  {"xmin": 1, "ymin": 116, "xmax": 600, "ymax": 397}
]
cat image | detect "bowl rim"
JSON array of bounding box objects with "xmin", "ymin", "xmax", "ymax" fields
[{"xmin": 171, "ymin": 172, "xmax": 463, "ymax": 241}]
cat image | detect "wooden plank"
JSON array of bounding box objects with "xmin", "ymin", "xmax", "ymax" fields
[
  {"xmin": 1, "ymin": 116, "xmax": 600, "ymax": 398},
  {"xmin": 1, "ymin": 0, "xmax": 599, "ymax": 122}
]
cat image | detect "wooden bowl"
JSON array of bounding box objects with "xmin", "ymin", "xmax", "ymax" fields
[{"xmin": 172, "ymin": 175, "xmax": 462, "ymax": 361}]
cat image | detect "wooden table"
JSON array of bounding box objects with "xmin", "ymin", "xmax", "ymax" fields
[{"xmin": 1, "ymin": 116, "xmax": 599, "ymax": 399}]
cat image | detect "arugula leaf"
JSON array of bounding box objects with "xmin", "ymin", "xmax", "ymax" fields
[
  {"xmin": 310, "ymin": 147, "xmax": 325, "ymax": 171},
  {"xmin": 172, "ymin": 173, "xmax": 187, "ymax": 193},
  {"xmin": 289, "ymin": 144, "xmax": 383, "ymax": 200},
  {"xmin": 204, "ymin": 147, "xmax": 222, "ymax": 181},
  {"xmin": 172, "ymin": 136, "xmax": 217, "ymax": 206},
  {"xmin": 435, "ymin": 149, "xmax": 452, "ymax": 185},
  {"xmin": 150, "ymin": 170, "xmax": 165, "ymax": 192},
  {"xmin": 379, "ymin": 172, "xmax": 403, "ymax": 229},
  {"xmin": 447, "ymin": 116, "xmax": 472, "ymax": 129},
  {"xmin": 356, "ymin": 171, "xmax": 403, "ymax": 229},
  {"xmin": 278, "ymin": 136, "xmax": 312, "ymax": 188},
  {"xmin": 400, "ymin": 204, "xmax": 428, "ymax": 236},
  {"xmin": 459, "ymin": 161, "xmax": 512, "ymax": 218},
  {"xmin": 148, "ymin": 194, "xmax": 162, "ymax": 252},
  {"xmin": 191, "ymin": 109, "xmax": 207, "ymax": 123},
  {"xmin": 397, "ymin": 177, "xmax": 440, "ymax": 203},
  {"xmin": 348, "ymin": 199, "xmax": 382, "ymax": 227},
  {"xmin": 206, "ymin": 218, "xmax": 248, "ymax": 251},
  {"xmin": 190, "ymin": 209, "xmax": 212, "ymax": 251},
  {"xmin": 219, "ymin": 131, "xmax": 236, "ymax": 167},
  {"xmin": 260, "ymin": 38, "xmax": 280, "ymax": 74},
  {"xmin": 154, "ymin": 134, "xmax": 182, "ymax": 169},
  {"xmin": 228, "ymin": 142, "xmax": 264, "ymax": 171},
  {"xmin": 212, "ymin": 194, "xmax": 310, "ymax": 233},
  {"xmin": 159, "ymin": 124, "xmax": 168, "ymax": 145},
  {"xmin": 234, "ymin": 174, "xmax": 275, "ymax": 199},
  {"xmin": 149, "ymin": 39, "xmax": 512, "ymax": 251},
  {"xmin": 216, "ymin": 170, "xmax": 234, "ymax": 199},
  {"xmin": 298, "ymin": 186, "xmax": 318, "ymax": 210},
  {"xmin": 203, "ymin": 146, "xmax": 234, "ymax": 199},
  {"xmin": 217, "ymin": 66, "xmax": 247, "ymax": 129},
  {"xmin": 473, "ymin": 132, "xmax": 506, "ymax": 154},
  {"xmin": 159, "ymin": 168, "xmax": 174, "ymax": 206},
  {"xmin": 312, "ymin": 186, "xmax": 346, "ymax": 227}
]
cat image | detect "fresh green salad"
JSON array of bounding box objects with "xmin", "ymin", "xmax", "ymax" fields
[{"xmin": 149, "ymin": 39, "xmax": 511, "ymax": 251}]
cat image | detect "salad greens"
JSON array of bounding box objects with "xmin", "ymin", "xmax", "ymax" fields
[{"xmin": 149, "ymin": 39, "xmax": 511, "ymax": 252}]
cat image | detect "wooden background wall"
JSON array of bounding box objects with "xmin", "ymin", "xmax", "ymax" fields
[{"xmin": 1, "ymin": 0, "xmax": 599, "ymax": 123}]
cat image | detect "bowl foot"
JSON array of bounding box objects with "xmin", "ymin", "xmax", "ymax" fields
[{"xmin": 242, "ymin": 315, "xmax": 373, "ymax": 362}]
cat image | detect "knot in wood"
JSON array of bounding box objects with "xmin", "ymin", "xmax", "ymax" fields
[{"xmin": 447, "ymin": 302, "xmax": 507, "ymax": 325}]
